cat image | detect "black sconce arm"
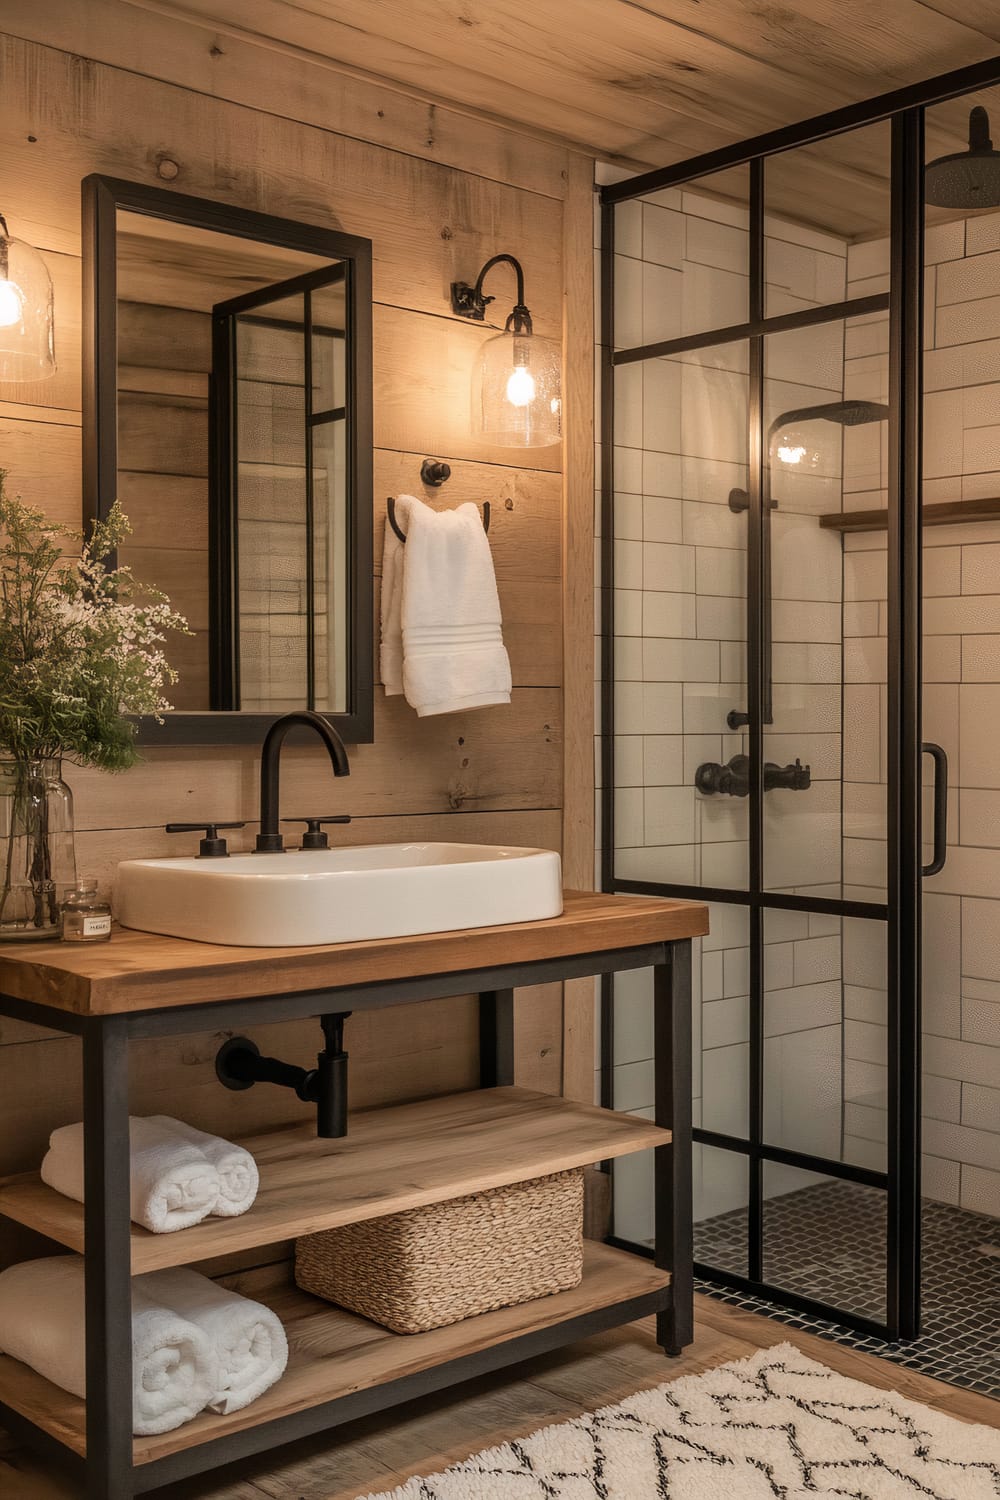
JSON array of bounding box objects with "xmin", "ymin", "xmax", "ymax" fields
[{"xmin": 451, "ymin": 253, "xmax": 533, "ymax": 334}]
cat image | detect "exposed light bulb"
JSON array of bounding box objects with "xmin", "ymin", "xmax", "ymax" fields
[
  {"xmin": 0, "ymin": 280, "xmax": 24, "ymax": 329},
  {"xmin": 506, "ymin": 363, "xmax": 535, "ymax": 407},
  {"xmin": 776, "ymin": 443, "xmax": 808, "ymax": 466}
]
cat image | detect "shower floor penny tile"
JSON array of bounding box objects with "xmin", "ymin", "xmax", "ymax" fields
[{"xmin": 691, "ymin": 1181, "xmax": 1000, "ymax": 1396}]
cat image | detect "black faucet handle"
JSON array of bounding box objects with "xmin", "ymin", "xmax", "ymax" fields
[
  {"xmin": 165, "ymin": 822, "xmax": 245, "ymax": 858},
  {"xmin": 282, "ymin": 815, "xmax": 352, "ymax": 850}
]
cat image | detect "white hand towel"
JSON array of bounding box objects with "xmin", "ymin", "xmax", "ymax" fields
[
  {"xmin": 380, "ymin": 494, "xmax": 512, "ymax": 717},
  {"xmin": 0, "ymin": 1256, "xmax": 217, "ymax": 1435},
  {"xmin": 41, "ymin": 1117, "xmax": 220, "ymax": 1233},
  {"xmin": 141, "ymin": 1267, "xmax": 288, "ymax": 1415},
  {"xmin": 146, "ymin": 1116, "xmax": 259, "ymax": 1218}
]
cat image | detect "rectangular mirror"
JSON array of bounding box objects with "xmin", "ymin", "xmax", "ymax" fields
[{"xmin": 82, "ymin": 176, "xmax": 374, "ymax": 743}]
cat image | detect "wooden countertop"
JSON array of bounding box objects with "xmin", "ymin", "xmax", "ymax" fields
[{"xmin": 0, "ymin": 890, "xmax": 707, "ymax": 1017}]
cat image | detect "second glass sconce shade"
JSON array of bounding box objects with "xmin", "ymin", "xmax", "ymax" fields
[{"xmin": 0, "ymin": 216, "xmax": 56, "ymax": 382}]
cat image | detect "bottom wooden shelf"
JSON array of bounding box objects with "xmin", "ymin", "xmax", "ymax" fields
[{"xmin": 0, "ymin": 1243, "xmax": 670, "ymax": 1467}]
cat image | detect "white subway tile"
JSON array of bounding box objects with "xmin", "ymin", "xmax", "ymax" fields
[
  {"xmin": 642, "ymin": 449, "xmax": 683, "ymax": 499},
  {"xmin": 640, "ymin": 357, "xmax": 680, "ymax": 453},
  {"xmin": 772, "ymin": 599, "xmax": 841, "ymax": 643},
  {"xmin": 923, "ymin": 1116, "xmax": 1000, "ymax": 1171},
  {"xmin": 641, "ymin": 260, "xmax": 683, "ymax": 346},
  {"xmin": 643, "ymin": 541, "xmax": 695, "ymax": 592},
  {"xmin": 961, "ymin": 1080, "xmax": 1000, "ymax": 1131},
  {"xmin": 696, "ymin": 595, "xmax": 747, "ymax": 641},
  {"xmin": 613, "ymin": 255, "xmax": 643, "ymax": 348},
  {"xmin": 614, "ymin": 787, "xmax": 644, "ymax": 848},
  {"xmin": 937, "ymin": 294, "xmax": 1000, "ymax": 348},
  {"xmin": 937, "ymin": 247, "xmax": 1000, "ymax": 306},
  {"xmin": 960, "ymin": 1163, "xmax": 1000, "ymax": 1215},
  {"xmin": 643, "ymin": 637, "xmax": 720, "ymax": 681},
  {"xmin": 685, "ymin": 214, "xmax": 748, "ymax": 275},
  {"xmin": 614, "ymin": 539, "xmax": 643, "ymax": 590},
  {"xmin": 614, "ymin": 637, "xmax": 642, "ymax": 681},
  {"xmin": 644, "ymin": 784, "xmax": 696, "ymax": 845},
  {"xmin": 643, "ymin": 495, "xmax": 683, "ymax": 543},
  {"xmin": 614, "ymin": 443, "xmax": 643, "ymax": 493},
  {"xmin": 924, "ymin": 1034, "xmax": 1000, "ymax": 1087},
  {"xmin": 613, "ymin": 735, "xmax": 644, "ymax": 788},
  {"xmin": 642, "ymin": 203, "xmax": 684, "ymax": 268},
  {"xmin": 700, "ymin": 839, "xmax": 750, "ymax": 888},
  {"xmin": 614, "ymin": 588, "xmax": 643, "ymax": 636},
  {"xmin": 924, "ymin": 635, "xmax": 961, "ymax": 682},
  {"xmin": 963, "ymin": 997, "xmax": 1000, "ymax": 1047},
  {"xmin": 793, "ymin": 934, "xmax": 842, "ymax": 986},
  {"xmin": 922, "ymin": 1154, "xmax": 961, "ymax": 1206},
  {"xmin": 644, "ymin": 735, "xmax": 684, "ymax": 786},
  {"xmin": 682, "ymin": 190, "xmax": 749, "ymax": 230},
  {"xmin": 766, "ymin": 979, "xmax": 840, "ymax": 1036},
  {"xmin": 703, "ymin": 994, "xmax": 749, "ymax": 1049},
  {"xmin": 612, "ymin": 360, "xmax": 643, "ymax": 448},
  {"xmin": 613, "ymin": 492, "xmax": 642, "ymax": 541},
  {"xmin": 642, "ymin": 590, "xmax": 696, "ymax": 639},
  {"xmin": 923, "ymin": 892, "xmax": 962, "ymax": 1039},
  {"xmin": 696, "ymin": 545, "xmax": 746, "ymax": 598},
  {"xmin": 923, "ymin": 545, "xmax": 961, "ymax": 596},
  {"xmin": 613, "ymin": 967, "xmax": 653, "ymax": 1065},
  {"xmin": 701, "ymin": 1041, "xmax": 749, "ymax": 1136},
  {"xmin": 961, "ymin": 684, "xmax": 1000, "ymax": 786},
  {"xmin": 847, "ymin": 237, "xmax": 890, "ymax": 283}
]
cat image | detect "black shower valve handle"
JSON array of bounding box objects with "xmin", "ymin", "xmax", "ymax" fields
[
  {"xmin": 164, "ymin": 821, "xmax": 245, "ymax": 858},
  {"xmin": 281, "ymin": 814, "xmax": 352, "ymax": 850}
]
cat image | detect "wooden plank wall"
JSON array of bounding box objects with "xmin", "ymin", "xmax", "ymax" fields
[{"xmin": 0, "ymin": 24, "xmax": 595, "ymax": 1265}]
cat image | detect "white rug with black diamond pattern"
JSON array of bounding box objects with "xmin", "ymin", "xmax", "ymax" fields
[{"xmin": 359, "ymin": 1343, "xmax": 1000, "ymax": 1498}]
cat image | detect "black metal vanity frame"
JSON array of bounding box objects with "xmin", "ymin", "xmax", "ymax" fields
[{"xmin": 0, "ymin": 936, "xmax": 692, "ymax": 1500}]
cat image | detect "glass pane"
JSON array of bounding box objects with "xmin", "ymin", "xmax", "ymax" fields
[
  {"xmin": 310, "ymin": 276, "xmax": 346, "ymax": 413},
  {"xmin": 922, "ymin": 84, "xmax": 1000, "ymax": 1239},
  {"xmin": 762, "ymin": 909, "xmax": 887, "ymax": 1170},
  {"xmin": 763, "ymin": 1162, "xmax": 887, "ymax": 1322},
  {"xmin": 310, "ymin": 419, "xmax": 348, "ymax": 713},
  {"xmin": 613, "ymin": 342, "xmax": 749, "ymax": 889},
  {"xmin": 613, "ymin": 167, "xmax": 749, "ymax": 349},
  {"xmin": 699, "ymin": 902, "xmax": 751, "ymax": 1138},
  {"xmin": 762, "ymin": 314, "xmax": 889, "ymax": 900},
  {"xmin": 694, "ymin": 1146, "xmax": 749, "ymax": 1276},
  {"xmin": 764, "ymin": 121, "xmax": 891, "ymax": 316},
  {"xmin": 235, "ymin": 302, "xmax": 309, "ymax": 711}
]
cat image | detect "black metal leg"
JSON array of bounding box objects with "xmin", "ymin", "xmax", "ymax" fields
[
  {"xmin": 82, "ymin": 1016, "xmax": 135, "ymax": 1499},
  {"xmin": 478, "ymin": 989, "xmax": 515, "ymax": 1087},
  {"xmin": 654, "ymin": 941, "xmax": 693, "ymax": 1356}
]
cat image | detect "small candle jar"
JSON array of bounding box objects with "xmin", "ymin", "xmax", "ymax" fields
[{"xmin": 61, "ymin": 879, "xmax": 112, "ymax": 942}]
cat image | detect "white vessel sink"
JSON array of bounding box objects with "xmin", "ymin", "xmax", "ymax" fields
[{"xmin": 116, "ymin": 842, "xmax": 563, "ymax": 947}]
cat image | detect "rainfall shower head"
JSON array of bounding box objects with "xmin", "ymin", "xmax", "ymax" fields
[
  {"xmin": 768, "ymin": 399, "xmax": 890, "ymax": 436},
  {"xmin": 926, "ymin": 106, "xmax": 1000, "ymax": 210}
]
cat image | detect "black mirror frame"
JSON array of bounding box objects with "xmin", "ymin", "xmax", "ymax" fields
[{"xmin": 81, "ymin": 173, "xmax": 375, "ymax": 746}]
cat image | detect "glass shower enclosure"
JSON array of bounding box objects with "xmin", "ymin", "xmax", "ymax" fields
[{"xmin": 600, "ymin": 57, "xmax": 1000, "ymax": 1345}]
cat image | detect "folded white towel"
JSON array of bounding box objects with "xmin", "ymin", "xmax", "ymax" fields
[
  {"xmin": 141, "ymin": 1267, "xmax": 288, "ymax": 1415},
  {"xmin": 41, "ymin": 1117, "xmax": 221, "ymax": 1233},
  {"xmin": 0, "ymin": 1256, "xmax": 217, "ymax": 1435},
  {"xmin": 147, "ymin": 1116, "xmax": 259, "ymax": 1219},
  {"xmin": 380, "ymin": 494, "xmax": 511, "ymax": 717}
]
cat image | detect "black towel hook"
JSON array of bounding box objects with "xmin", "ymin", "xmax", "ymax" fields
[{"xmin": 386, "ymin": 496, "xmax": 491, "ymax": 544}]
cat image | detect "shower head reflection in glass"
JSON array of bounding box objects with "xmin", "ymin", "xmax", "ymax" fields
[{"xmin": 726, "ymin": 399, "xmax": 889, "ymax": 731}]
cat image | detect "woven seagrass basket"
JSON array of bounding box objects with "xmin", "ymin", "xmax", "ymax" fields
[{"xmin": 294, "ymin": 1168, "xmax": 584, "ymax": 1334}]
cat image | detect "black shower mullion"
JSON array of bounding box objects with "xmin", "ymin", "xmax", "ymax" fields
[
  {"xmin": 600, "ymin": 197, "xmax": 616, "ymax": 896},
  {"xmin": 885, "ymin": 106, "xmax": 925, "ymax": 1342},
  {"xmin": 746, "ymin": 158, "xmax": 766, "ymax": 1285}
]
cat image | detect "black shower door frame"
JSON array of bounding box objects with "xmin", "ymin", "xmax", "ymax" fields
[{"xmin": 600, "ymin": 54, "xmax": 1000, "ymax": 1341}]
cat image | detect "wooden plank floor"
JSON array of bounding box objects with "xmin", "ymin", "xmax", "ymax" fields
[{"xmin": 2, "ymin": 1294, "xmax": 996, "ymax": 1499}]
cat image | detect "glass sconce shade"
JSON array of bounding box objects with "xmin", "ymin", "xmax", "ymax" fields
[
  {"xmin": 474, "ymin": 328, "xmax": 562, "ymax": 447},
  {"xmin": 0, "ymin": 219, "xmax": 56, "ymax": 381}
]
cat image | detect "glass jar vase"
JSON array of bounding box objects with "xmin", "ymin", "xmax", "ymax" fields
[{"xmin": 0, "ymin": 758, "xmax": 77, "ymax": 942}]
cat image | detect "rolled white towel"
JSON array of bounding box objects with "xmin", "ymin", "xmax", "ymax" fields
[
  {"xmin": 147, "ymin": 1116, "xmax": 259, "ymax": 1218},
  {"xmin": 141, "ymin": 1266, "xmax": 288, "ymax": 1415},
  {"xmin": 41, "ymin": 1118, "xmax": 220, "ymax": 1233},
  {"xmin": 0, "ymin": 1256, "xmax": 217, "ymax": 1435}
]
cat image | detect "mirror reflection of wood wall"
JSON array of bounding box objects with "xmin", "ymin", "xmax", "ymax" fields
[{"xmin": 114, "ymin": 215, "xmax": 345, "ymax": 712}]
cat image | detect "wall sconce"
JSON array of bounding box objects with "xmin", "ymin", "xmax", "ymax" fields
[
  {"xmin": 0, "ymin": 214, "xmax": 56, "ymax": 382},
  {"xmin": 451, "ymin": 254, "xmax": 560, "ymax": 448}
]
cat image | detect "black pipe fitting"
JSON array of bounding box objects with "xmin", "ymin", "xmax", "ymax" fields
[{"xmin": 215, "ymin": 1012, "xmax": 351, "ymax": 1138}]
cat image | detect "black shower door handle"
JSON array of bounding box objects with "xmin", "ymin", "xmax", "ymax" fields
[{"xmin": 922, "ymin": 742, "xmax": 948, "ymax": 877}]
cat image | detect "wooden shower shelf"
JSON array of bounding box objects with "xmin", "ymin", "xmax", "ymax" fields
[
  {"xmin": 0, "ymin": 1087, "xmax": 669, "ymax": 1273},
  {"xmin": 819, "ymin": 496, "xmax": 1000, "ymax": 533},
  {"xmin": 0, "ymin": 1242, "xmax": 672, "ymax": 1463}
]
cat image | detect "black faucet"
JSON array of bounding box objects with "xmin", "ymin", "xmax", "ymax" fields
[
  {"xmin": 695, "ymin": 754, "xmax": 811, "ymax": 797},
  {"xmin": 256, "ymin": 710, "xmax": 350, "ymax": 853}
]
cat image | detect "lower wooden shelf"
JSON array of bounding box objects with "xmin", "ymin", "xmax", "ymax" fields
[{"xmin": 0, "ymin": 1242, "xmax": 670, "ymax": 1465}]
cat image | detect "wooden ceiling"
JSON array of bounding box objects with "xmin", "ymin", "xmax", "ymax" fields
[{"xmin": 125, "ymin": 0, "xmax": 1000, "ymax": 236}]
